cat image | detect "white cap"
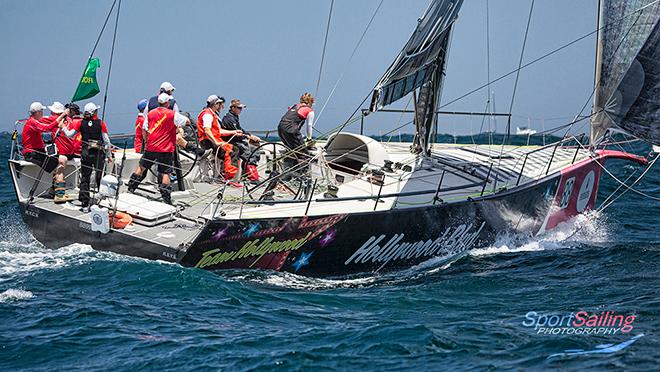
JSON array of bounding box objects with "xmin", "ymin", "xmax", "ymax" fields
[
  {"xmin": 160, "ymin": 81, "xmax": 175, "ymax": 92},
  {"xmin": 206, "ymin": 95, "xmax": 225, "ymax": 105},
  {"xmin": 158, "ymin": 93, "xmax": 173, "ymax": 104},
  {"xmin": 47, "ymin": 101, "xmax": 65, "ymax": 114},
  {"xmin": 83, "ymin": 102, "xmax": 101, "ymax": 114},
  {"xmin": 29, "ymin": 102, "xmax": 46, "ymax": 113}
]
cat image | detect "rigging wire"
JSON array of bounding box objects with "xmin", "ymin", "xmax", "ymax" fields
[
  {"xmin": 504, "ymin": 0, "xmax": 534, "ymax": 146},
  {"xmin": 438, "ymin": 0, "xmax": 659, "ymax": 112},
  {"xmin": 315, "ymin": 0, "xmax": 335, "ymax": 97},
  {"xmin": 87, "ymin": 0, "xmax": 118, "ymax": 60},
  {"xmin": 71, "ymin": 0, "xmax": 118, "ymax": 102},
  {"xmin": 315, "ymin": 0, "xmax": 385, "ymax": 127},
  {"xmin": 101, "ymin": 0, "xmax": 121, "ymax": 122}
]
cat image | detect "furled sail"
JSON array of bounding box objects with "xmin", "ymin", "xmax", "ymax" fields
[
  {"xmin": 591, "ymin": 0, "xmax": 660, "ymax": 145},
  {"xmin": 369, "ymin": 0, "xmax": 463, "ymax": 153}
]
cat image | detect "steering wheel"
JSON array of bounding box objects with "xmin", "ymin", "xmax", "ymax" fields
[
  {"xmin": 246, "ymin": 141, "xmax": 305, "ymax": 200},
  {"xmin": 176, "ymin": 125, "xmax": 200, "ymax": 179}
]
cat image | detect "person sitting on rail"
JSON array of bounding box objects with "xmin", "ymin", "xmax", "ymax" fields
[
  {"xmin": 197, "ymin": 95, "xmax": 242, "ymax": 180},
  {"xmin": 127, "ymin": 93, "xmax": 191, "ymax": 205},
  {"xmin": 59, "ymin": 103, "xmax": 112, "ymax": 211},
  {"xmin": 22, "ymin": 101, "xmax": 68, "ymax": 203},
  {"xmin": 222, "ymin": 99, "xmax": 261, "ymax": 181}
]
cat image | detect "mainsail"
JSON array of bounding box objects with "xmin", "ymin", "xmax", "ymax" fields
[
  {"xmin": 370, "ymin": 0, "xmax": 464, "ymax": 153},
  {"xmin": 591, "ymin": 0, "xmax": 660, "ymax": 145}
]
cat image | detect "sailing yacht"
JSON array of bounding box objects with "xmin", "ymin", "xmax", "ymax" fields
[{"xmin": 7, "ymin": 0, "xmax": 658, "ymax": 277}]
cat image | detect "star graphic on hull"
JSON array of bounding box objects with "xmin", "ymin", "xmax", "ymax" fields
[
  {"xmin": 212, "ymin": 227, "xmax": 229, "ymax": 241},
  {"xmin": 292, "ymin": 251, "xmax": 314, "ymax": 272},
  {"xmin": 319, "ymin": 229, "xmax": 336, "ymax": 247},
  {"xmin": 243, "ymin": 223, "xmax": 260, "ymax": 237}
]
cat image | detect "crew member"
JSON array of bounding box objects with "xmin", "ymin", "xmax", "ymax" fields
[
  {"xmin": 127, "ymin": 93, "xmax": 190, "ymax": 204},
  {"xmin": 22, "ymin": 102, "xmax": 64, "ymax": 202},
  {"xmin": 60, "ymin": 102, "xmax": 112, "ymax": 211},
  {"xmin": 44, "ymin": 102, "xmax": 77, "ymax": 159},
  {"xmin": 142, "ymin": 82, "xmax": 179, "ymax": 138},
  {"xmin": 197, "ymin": 95, "xmax": 242, "ymax": 180},
  {"xmin": 222, "ymin": 99, "xmax": 261, "ymax": 181},
  {"xmin": 64, "ymin": 103, "xmax": 83, "ymax": 156},
  {"xmin": 134, "ymin": 98, "xmax": 148, "ymax": 153},
  {"xmin": 146, "ymin": 81, "xmax": 178, "ymax": 112},
  {"xmin": 277, "ymin": 92, "xmax": 315, "ymax": 150}
]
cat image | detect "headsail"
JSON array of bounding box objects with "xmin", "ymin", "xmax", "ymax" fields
[
  {"xmin": 370, "ymin": 0, "xmax": 464, "ymax": 153},
  {"xmin": 591, "ymin": 0, "xmax": 660, "ymax": 146}
]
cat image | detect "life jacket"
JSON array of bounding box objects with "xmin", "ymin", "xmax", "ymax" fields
[
  {"xmin": 197, "ymin": 107, "xmax": 223, "ymax": 142},
  {"xmin": 146, "ymin": 107, "xmax": 177, "ymax": 153},
  {"xmin": 80, "ymin": 118, "xmax": 103, "ymax": 151},
  {"xmin": 278, "ymin": 103, "xmax": 313, "ymax": 130},
  {"xmin": 147, "ymin": 95, "xmax": 177, "ymax": 112}
]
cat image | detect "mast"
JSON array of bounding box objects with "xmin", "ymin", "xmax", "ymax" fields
[{"xmin": 590, "ymin": 0, "xmax": 606, "ymax": 145}]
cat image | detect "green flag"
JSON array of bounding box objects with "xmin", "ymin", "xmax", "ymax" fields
[{"xmin": 71, "ymin": 58, "xmax": 101, "ymax": 102}]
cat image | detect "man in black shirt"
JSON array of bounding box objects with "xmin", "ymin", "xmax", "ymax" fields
[{"xmin": 221, "ymin": 99, "xmax": 261, "ymax": 181}]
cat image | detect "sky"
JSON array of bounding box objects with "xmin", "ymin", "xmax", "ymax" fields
[{"xmin": 0, "ymin": 0, "xmax": 598, "ymax": 137}]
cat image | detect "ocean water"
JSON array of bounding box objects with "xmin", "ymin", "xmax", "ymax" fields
[{"xmin": 0, "ymin": 135, "xmax": 658, "ymax": 370}]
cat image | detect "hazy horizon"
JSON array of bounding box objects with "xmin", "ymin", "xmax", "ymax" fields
[{"xmin": 1, "ymin": 0, "xmax": 597, "ymax": 137}]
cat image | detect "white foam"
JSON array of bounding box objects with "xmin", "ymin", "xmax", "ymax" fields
[
  {"xmin": 0, "ymin": 288, "xmax": 33, "ymax": 303},
  {"xmin": 470, "ymin": 210, "xmax": 608, "ymax": 257},
  {"xmin": 0, "ymin": 243, "xmax": 133, "ymax": 281},
  {"xmin": 228, "ymin": 271, "xmax": 379, "ymax": 290}
]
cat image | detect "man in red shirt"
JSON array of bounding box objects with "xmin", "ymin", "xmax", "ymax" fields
[
  {"xmin": 60, "ymin": 102, "xmax": 112, "ymax": 211},
  {"xmin": 127, "ymin": 93, "xmax": 190, "ymax": 204},
  {"xmin": 134, "ymin": 99, "xmax": 148, "ymax": 153},
  {"xmin": 43, "ymin": 102, "xmax": 77, "ymax": 159},
  {"xmin": 22, "ymin": 102, "xmax": 71, "ymax": 202}
]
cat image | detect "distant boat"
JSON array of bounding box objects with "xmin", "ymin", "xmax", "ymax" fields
[{"xmin": 516, "ymin": 126, "xmax": 537, "ymax": 136}]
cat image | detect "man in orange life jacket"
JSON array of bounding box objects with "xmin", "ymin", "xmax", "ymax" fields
[
  {"xmin": 59, "ymin": 103, "xmax": 112, "ymax": 211},
  {"xmin": 127, "ymin": 93, "xmax": 191, "ymax": 204},
  {"xmin": 197, "ymin": 95, "xmax": 242, "ymax": 179},
  {"xmin": 134, "ymin": 98, "xmax": 148, "ymax": 153}
]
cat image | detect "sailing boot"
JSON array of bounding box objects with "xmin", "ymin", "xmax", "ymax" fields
[
  {"xmin": 159, "ymin": 183, "xmax": 173, "ymax": 205},
  {"xmin": 53, "ymin": 181, "xmax": 71, "ymax": 204},
  {"xmin": 127, "ymin": 173, "xmax": 146, "ymax": 193}
]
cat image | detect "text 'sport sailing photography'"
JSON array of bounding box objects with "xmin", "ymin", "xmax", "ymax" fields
[{"xmin": 1, "ymin": 0, "xmax": 658, "ymax": 370}]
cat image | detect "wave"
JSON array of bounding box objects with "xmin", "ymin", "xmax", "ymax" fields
[
  {"xmin": 470, "ymin": 210, "xmax": 609, "ymax": 257},
  {"xmin": 0, "ymin": 288, "xmax": 33, "ymax": 303}
]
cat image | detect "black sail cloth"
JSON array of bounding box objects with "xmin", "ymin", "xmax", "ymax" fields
[
  {"xmin": 592, "ymin": 0, "xmax": 660, "ymax": 146},
  {"xmin": 369, "ymin": 0, "xmax": 463, "ymax": 154}
]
